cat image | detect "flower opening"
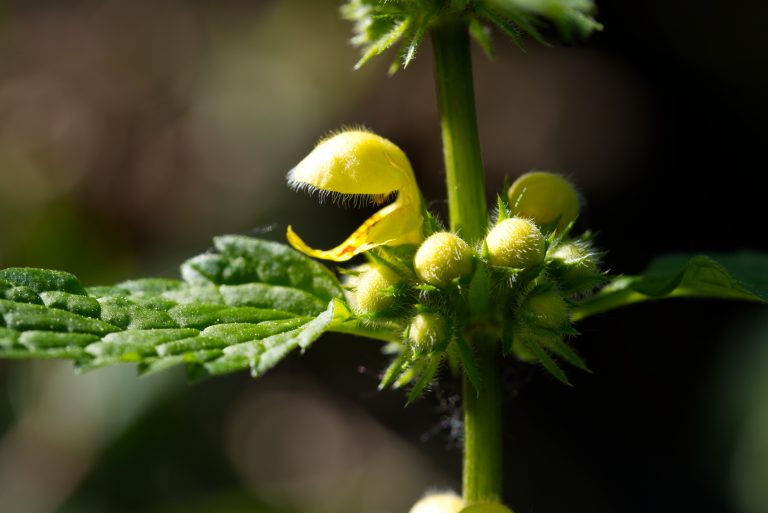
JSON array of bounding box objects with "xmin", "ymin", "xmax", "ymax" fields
[{"xmin": 286, "ymin": 129, "xmax": 424, "ymax": 261}]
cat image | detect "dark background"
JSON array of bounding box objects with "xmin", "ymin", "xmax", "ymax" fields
[{"xmin": 1, "ymin": 1, "xmax": 767, "ymax": 512}]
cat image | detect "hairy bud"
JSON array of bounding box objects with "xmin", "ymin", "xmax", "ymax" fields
[
  {"xmin": 485, "ymin": 218, "xmax": 545, "ymax": 269},
  {"xmin": 507, "ymin": 171, "xmax": 579, "ymax": 231},
  {"xmin": 409, "ymin": 492, "xmax": 466, "ymax": 513},
  {"xmin": 551, "ymin": 242, "xmax": 598, "ymax": 282},
  {"xmin": 414, "ymin": 232, "xmax": 473, "ymax": 287},
  {"xmin": 408, "ymin": 312, "xmax": 448, "ymax": 354},
  {"xmin": 521, "ymin": 289, "xmax": 569, "ymax": 330},
  {"xmin": 355, "ymin": 265, "xmax": 401, "ymax": 314},
  {"xmin": 458, "ymin": 503, "xmax": 515, "ymax": 513}
]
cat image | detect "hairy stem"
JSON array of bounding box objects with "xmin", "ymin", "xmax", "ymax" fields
[
  {"xmin": 462, "ymin": 332, "xmax": 503, "ymax": 503},
  {"xmin": 431, "ymin": 19, "xmax": 487, "ymax": 241},
  {"xmin": 432, "ymin": 18, "xmax": 502, "ymax": 504}
]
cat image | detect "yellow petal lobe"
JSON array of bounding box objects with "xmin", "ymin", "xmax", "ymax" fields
[
  {"xmin": 288, "ymin": 130, "xmax": 419, "ymax": 205},
  {"xmin": 286, "ymin": 129, "xmax": 424, "ymax": 261},
  {"xmin": 287, "ymin": 203, "xmax": 422, "ymax": 262}
]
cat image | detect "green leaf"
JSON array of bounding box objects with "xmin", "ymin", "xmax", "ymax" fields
[
  {"xmin": 543, "ymin": 335, "xmax": 590, "ymax": 372},
  {"xmin": 480, "ymin": 0, "xmax": 602, "ymax": 43},
  {"xmin": 572, "ymin": 252, "xmax": 768, "ymax": 321},
  {"xmin": 0, "ymin": 300, "xmax": 118, "ymax": 336},
  {"xmin": 206, "ymin": 300, "xmax": 339, "ymax": 379},
  {"xmin": 525, "ymin": 338, "xmax": 571, "ymax": 386},
  {"xmin": 454, "ymin": 334, "xmax": 482, "ymax": 395},
  {"xmin": 478, "ymin": 4, "xmax": 526, "ymax": 50},
  {"xmin": 185, "ymin": 236, "xmax": 344, "ymax": 306},
  {"xmin": 0, "ymin": 236, "xmax": 348, "ymax": 381},
  {"xmin": 406, "ymin": 355, "xmax": 441, "ymax": 405},
  {"xmin": 0, "ymin": 268, "xmax": 87, "ymax": 295},
  {"xmin": 403, "ymin": 8, "xmax": 435, "ymax": 68},
  {"xmin": 469, "ymin": 18, "xmax": 495, "ymax": 59},
  {"xmin": 393, "ymin": 358, "xmax": 425, "ymax": 389},
  {"xmin": 354, "ymin": 17, "xmax": 411, "ymax": 70},
  {"xmin": 379, "ymin": 351, "xmax": 409, "ymax": 390}
]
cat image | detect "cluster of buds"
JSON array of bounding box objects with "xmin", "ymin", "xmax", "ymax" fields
[{"xmin": 287, "ymin": 130, "xmax": 602, "ymax": 391}]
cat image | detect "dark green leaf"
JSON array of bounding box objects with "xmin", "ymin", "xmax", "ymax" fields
[
  {"xmin": 469, "ymin": 18, "xmax": 495, "ymax": 59},
  {"xmin": 2, "ymin": 286, "xmax": 43, "ymax": 305},
  {"xmin": 0, "ymin": 236, "xmax": 348, "ymax": 381},
  {"xmin": 572, "ymin": 252, "xmax": 768, "ymax": 321},
  {"xmin": 0, "ymin": 299, "xmax": 118, "ymax": 335},
  {"xmin": 354, "ymin": 17, "xmax": 411, "ymax": 70},
  {"xmin": 379, "ymin": 351, "xmax": 409, "ymax": 390},
  {"xmin": 479, "ymin": 4, "xmax": 525, "ymax": 50},
  {"xmin": 0, "ymin": 268, "xmax": 87, "ymax": 295},
  {"xmin": 525, "ymin": 338, "xmax": 571, "ymax": 386},
  {"xmin": 204, "ymin": 300, "xmax": 339, "ymax": 379},
  {"xmin": 543, "ymin": 336, "xmax": 590, "ymax": 372},
  {"xmin": 406, "ymin": 355, "xmax": 441, "ymax": 405},
  {"xmin": 393, "ymin": 358, "xmax": 425, "ymax": 389},
  {"xmin": 39, "ymin": 291, "xmax": 101, "ymax": 318},
  {"xmin": 481, "ymin": 0, "xmax": 601, "ymax": 43},
  {"xmin": 167, "ymin": 303, "xmax": 293, "ymax": 330},
  {"xmin": 403, "ymin": 9, "xmax": 434, "ymax": 68},
  {"xmin": 454, "ymin": 335, "xmax": 482, "ymax": 395}
]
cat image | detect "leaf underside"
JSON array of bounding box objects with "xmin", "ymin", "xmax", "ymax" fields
[
  {"xmin": 572, "ymin": 252, "xmax": 768, "ymax": 321},
  {"xmin": 0, "ymin": 236, "xmax": 347, "ymax": 381}
]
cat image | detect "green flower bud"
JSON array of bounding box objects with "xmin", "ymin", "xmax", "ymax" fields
[
  {"xmin": 552, "ymin": 242, "xmax": 598, "ymax": 282},
  {"xmin": 458, "ymin": 503, "xmax": 515, "ymax": 513},
  {"xmin": 414, "ymin": 232, "xmax": 473, "ymax": 287},
  {"xmin": 521, "ymin": 289, "xmax": 569, "ymax": 330},
  {"xmin": 408, "ymin": 312, "xmax": 448, "ymax": 354},
  {"xmin": 409, "ymin": 492, "xmax": 466, "ymax": 513},
  {"xmin": 511, "ymin": 335, "xmax": 537, "ymax": 363},
  {"xmin": 355, "ymin": 265, "xmax": 401, "ymax": 314},
  {"xmin": 507, "ymin": 171, "xmax": 579, "ymax": 231},
  {"xmin": 485, "ymin": 218, "xmax": 545, "ymax": 269}
]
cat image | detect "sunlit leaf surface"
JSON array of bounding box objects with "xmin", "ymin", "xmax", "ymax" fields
[{"xmin": 0, "ymin": 236, "xmax": 346, "ymax": 381}]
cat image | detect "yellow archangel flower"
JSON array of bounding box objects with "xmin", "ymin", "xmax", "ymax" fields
[{"xmin": 286, "ymin": 130, "xmax": 424, "ymax": 261}]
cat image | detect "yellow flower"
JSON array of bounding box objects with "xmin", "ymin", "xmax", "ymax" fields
[{"xmin": 286, "ymin": 129, "xmax": 424, "ymax": 261}]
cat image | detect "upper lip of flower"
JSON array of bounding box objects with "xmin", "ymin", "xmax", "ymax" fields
[{"xmin": 285, "ymin": 130, "xmax": 424, "ymax": 262}]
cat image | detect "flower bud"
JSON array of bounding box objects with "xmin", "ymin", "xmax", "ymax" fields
[
  {"xmin": 551, "ymin": 242, "xmax": 598, "ymax": 282},
  {"xmin": 414, "ymin": 232, "xmax": 473, "ymax": 287},
  {"xmin": 409, "ymin": 492, "xmax": 465, "ymax": 513},
  {"xmin": 521, "ymin": 289, "xmax": 569, "ymax": 330},
  {"xmin": 458, "ymin": 503, "xmax": 515, "ymax": 513},
  {"xmin": 408, "ymin": 312, "xmax": 448, "ymax": 354},
  {"xmin": 485, "ymin": 218, "xmax": 545, "ymax": 269},
  {"xmin": 355, "ymin": 265, "xmax": 401, "ymax": 314},
  {"xmin": 507, "ymin": 171, "xmax": 579, "ymax": 231}
]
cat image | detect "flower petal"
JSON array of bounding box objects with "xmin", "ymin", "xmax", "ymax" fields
[
  {"xmin": 288, "ymin": 130, "xmax": 418, "ymax": 203},
  {"xmin": 287, "ymin": 201, "xmax": 422, "ymax": 262}
]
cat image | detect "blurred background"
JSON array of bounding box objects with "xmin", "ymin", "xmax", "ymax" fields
[{"xmin": 1, "ymin": 1, "xmax": 768, "ymax": 512}]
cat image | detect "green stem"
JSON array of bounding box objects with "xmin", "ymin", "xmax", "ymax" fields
[
  {"xmin": 431, "ymin": 19, "xmax": 502, "ymax": 504},
  {"xmin": 462, "ymin": 333, "xmax": 503, "ymax": 503},
  {"xmin": 431, "ymin": 19, "xmax": 487, "ymax": 241}
]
